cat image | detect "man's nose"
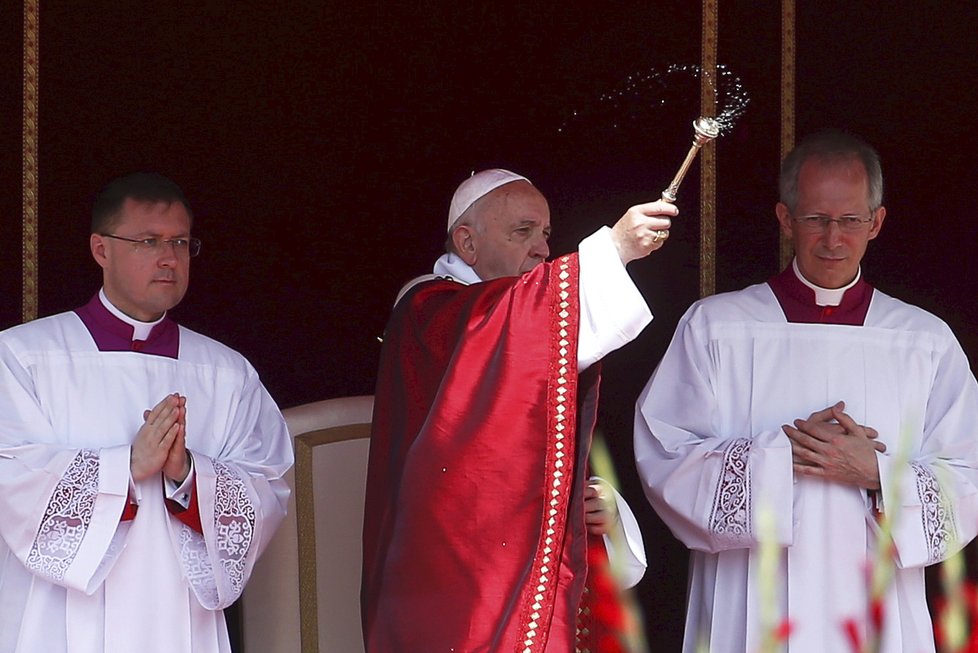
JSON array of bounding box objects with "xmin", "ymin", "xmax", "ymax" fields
[
  {"xmin": 157, "ymin": 242, "xmax": 179, "ymax": 266},
  {"xmin": 822, "ymin": 221, "xmax": 845, "ymax": 246},
  {"xmin": 531, "ymin": 237, "xmax": 550, "ymax": 260}
]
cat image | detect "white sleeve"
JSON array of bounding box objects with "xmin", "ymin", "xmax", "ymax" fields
[
  {"xmin": 577, "ymin": 226, "xmax": 652, "ymax": 371},
  {"xmin": 876, "ymin": 334, "xmax": 978, "ymax": 569},
  {"xmin": 0, "ymin": 340, "xmax": 131, "ymax": 594},
  {"xmin": 633, "ymin": 307, "xmax": 795, "ymax": 553},
  {"xmin": 169, "ymin": 375, "xmax": 293, "ymax": 609}
]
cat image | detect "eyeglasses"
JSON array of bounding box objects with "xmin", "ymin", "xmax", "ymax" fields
[
  {"xmin": 102, "ymin": 234, "xmax": 202, "ymax": 257},
  {"xmin": 792, "ymin": 215, "xmax": 875, "ymax": 233}
]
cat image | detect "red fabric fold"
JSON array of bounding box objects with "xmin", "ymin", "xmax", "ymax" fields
[{"xmin": 362, "ymin": 255, "xmax": 597, "ymax": 652}]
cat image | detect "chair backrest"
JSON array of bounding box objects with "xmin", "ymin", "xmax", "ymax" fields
[{"xmin": 241, "ymin": 395, "xmax": 373, "ymax": 653}]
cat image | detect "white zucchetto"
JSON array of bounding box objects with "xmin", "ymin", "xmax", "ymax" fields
[{"xmin": 447, "ymin": 168, "xmax": 530, "ymax": 232}]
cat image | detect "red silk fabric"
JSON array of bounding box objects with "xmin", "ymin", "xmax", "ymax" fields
[{"xmin": 362, "ymin": 255, "xmax": 600, "ymax": 652}]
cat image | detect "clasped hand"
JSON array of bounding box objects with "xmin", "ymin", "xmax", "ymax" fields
[
  {"xmin": 783, "ymin": 401, "xmax": 884, "ymax": 490},
  {"xmin": 130, "ymin": 393, "xmax": 190, "ymax": 483}
]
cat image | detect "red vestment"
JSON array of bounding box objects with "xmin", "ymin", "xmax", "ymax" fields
[{"xmin": 362, "ymin": 254, "xmax": 602, "ymax": 652}]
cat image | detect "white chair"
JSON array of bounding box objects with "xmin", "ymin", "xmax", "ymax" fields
[{"xmin": 241, "ymin": 395, "xmax": 373, "ymax": 653}]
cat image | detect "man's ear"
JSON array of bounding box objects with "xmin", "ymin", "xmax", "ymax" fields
[
  {"xmin": 867, "ymin": 205, "xmax": 886, "ymax": 241},
  {"xmin": 775, "ymin": 202, "xmax": 794, "ymax": 239},
  {"xmin": 452, "ymin": 225, "xmax": 477, "ymax": 265},
  {"xmin": 90, "ymin": 234, "xmax": 109, "ymax": 269}
]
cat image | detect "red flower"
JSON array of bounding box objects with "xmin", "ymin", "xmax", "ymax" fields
[
  {"xmin": 843, "ymin": 617, "xmax": 862, "ymax": 652},
  {"xmin": 773, "ymin": 619, "xmax": 794, "ymax": 642}
]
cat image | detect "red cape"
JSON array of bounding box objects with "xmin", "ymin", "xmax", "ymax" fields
[{"xmin": 362, "ymin": 254, "xmax": 602, "ymax": 652}]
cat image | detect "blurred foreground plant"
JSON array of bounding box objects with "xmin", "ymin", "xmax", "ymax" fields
[{"xmin": 580, "ymin": 435, "xmax": 649, "ymax": 653}]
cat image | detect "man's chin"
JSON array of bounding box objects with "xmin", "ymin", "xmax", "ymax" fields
[
  {"xmin": 150, "ymin": 290, "xmax": 186, "ymax": 314},
  {"xmin": 814, "ymin": 268, "xmax": 857, "ymax": 289}
]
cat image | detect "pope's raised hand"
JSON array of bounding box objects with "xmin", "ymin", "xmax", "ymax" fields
[
  {"xmin": 610, "ymin": 200, "xmax": 678, "ymax": 264},
  {"xmin": 130, "ymin": 393, "xmax": 186, "ymax": 482}
]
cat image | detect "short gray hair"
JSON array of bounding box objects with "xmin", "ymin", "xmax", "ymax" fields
[
  {"xmin": 444, "ymin": 202, "xmax": 487, "ymax": 255},
  {"xmin": 779, "ymin": 129, "xmax": 883, "ymax": 213}
]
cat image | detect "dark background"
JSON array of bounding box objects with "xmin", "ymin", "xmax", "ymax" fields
[{"xmin": 2, "ymin": 2, "xmax": 976, "ymax": 650}]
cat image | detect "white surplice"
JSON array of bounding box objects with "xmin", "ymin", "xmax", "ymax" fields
[
  {"xmin": 0, "ymin": 308, "xmax": 292, "ymax": 653},
  {"xmin": 634, "ymin": 279, "xmax": 978, "ymax": 653}
]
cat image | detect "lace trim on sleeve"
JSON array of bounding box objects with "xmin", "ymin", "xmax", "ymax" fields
[
  {"xmin": 213, "ymin": 461, "xmax": 256, "ymax": 595},
  {"xmin": 26, "ymin": 449, "xmax": 99, "ymax": 581},
  {"xmin": 709, "ymin": 438, "xmax": 752, "ymax": 545},
  {"xmin": 178, "ymin": 523, "xmax": 219, "ymax": 606},
  {"xmin": 179, "ymin": 460, "xmax": 257, "ymax": 606},
  {"xmin": 912, "ymin": 461, "xmax": 956, "ymax": 564}
]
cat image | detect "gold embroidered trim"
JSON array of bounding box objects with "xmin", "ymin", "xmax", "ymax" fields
[
  {"xmin": 521, "ymin": 256, "xmax": 575, "ymax": 652},
  {"xmin": 22, "ymin": 0, "xmax": 40, "ymax": 323},
  {"xmin": 700, "ymin": 0, "xmax": 718, "ymax": 298},
  {"xmin": 780, "ymin": 0, "xmax": 796, "ymax": 270}
]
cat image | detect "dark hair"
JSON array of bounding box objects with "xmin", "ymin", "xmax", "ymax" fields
[
  {"xmin": 91, "ymin": 172, "xmax": 192, "ymax": 234},
  {"xmin": 779, "ymin": 129, "xmax": 883, "ymax": 213}
]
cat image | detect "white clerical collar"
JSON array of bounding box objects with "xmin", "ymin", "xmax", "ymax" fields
[
  {"xmin": 99, "ymin": 288, "xmax": 165, "ymax": 341},
  {"xmin": 792, "ymin": 258, "xmax": 861, "ymax": 307},
  {"xmin": 432, "ymin": 253, "xmax": 483, "ymax": 286}
]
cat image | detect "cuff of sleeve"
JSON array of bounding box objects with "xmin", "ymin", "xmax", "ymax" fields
[
  {"xmin": 164, "ymin": 451, "xmax": 196, "ymax": 509},
  {"xmin": 165, "ymin": 481, "xmax": 203, "ymax": 534},
  {"xmin": 165, "ymin": 451, "xmax": 202, "ymax": 533},
  {"xmin": 600, "ymin": 480, "xmax": 647, "ymax": 589},
  {"xmin": 871, "ymin": 449, "xmax": 889, "ymax": 514}
]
